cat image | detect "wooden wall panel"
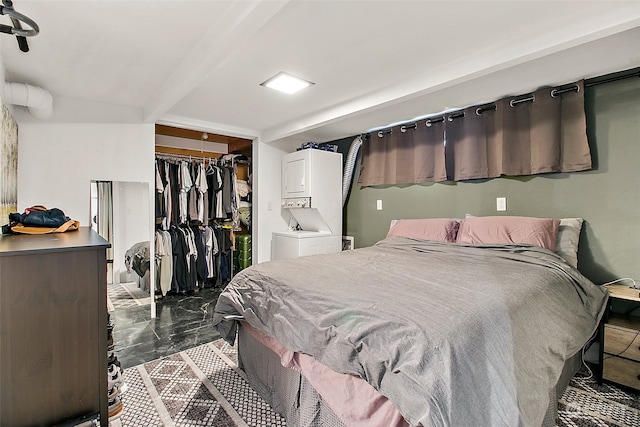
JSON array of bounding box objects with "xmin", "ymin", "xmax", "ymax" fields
[{"xmin": 155, "ymin": 125, "xmax": 252, "ymax": 155}]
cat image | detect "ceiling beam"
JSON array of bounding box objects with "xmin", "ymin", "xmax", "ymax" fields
[
  {"xmin": 156, "ymin": 114, "xmax": 260, "ymax": 141},
  {"xmin": 143, "ymin": 0, "xmax": 290, "ymax": 124}
]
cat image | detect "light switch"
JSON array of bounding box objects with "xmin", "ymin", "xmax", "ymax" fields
[
  {"xmin": 376, "ymin": 200, "xmax": 383, "ymax": 210},
  {"xmin": 496, "ymin": 197, "xmax": 507, "ymax": 211}
]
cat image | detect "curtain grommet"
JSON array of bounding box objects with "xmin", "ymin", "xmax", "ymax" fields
[
  {"xmin": 400, "ymin": 123, "xmax": 417, "ymax": 132},
  {"xmin": 476, "ymin": 104, "xmax": 497, "ymax": 116},
  {"xmin": 447, "ymin": 112, "xmax": 465, "ymax": 122},
  {"xmin": 425, "ymin": 117, "xmax": 444, "ymax": 127},
  {"xmin": 377, "ymin": 129, "xmax": 392, "ymax": 138},
  {"xmin": 551, "ymin": 84, "xmax": 580, "ymax": 98},
  {"xmin": 510, "ymin": 95, "xmax": 535, "ymax": 107}
]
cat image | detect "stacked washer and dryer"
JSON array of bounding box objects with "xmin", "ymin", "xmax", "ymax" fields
[{"xmin": 272, "ymin": 149, "xmax": 343, "ymax": 260}]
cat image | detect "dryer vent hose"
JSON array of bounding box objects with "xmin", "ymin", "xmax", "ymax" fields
[{"xmin": 342, "ymin": 135, "xmax": 363, "ymax": 207}]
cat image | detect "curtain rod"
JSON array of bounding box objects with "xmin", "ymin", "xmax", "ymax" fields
[{"xmin": 585, "ymin": 67, "xmax": 640, "ymax": 88}]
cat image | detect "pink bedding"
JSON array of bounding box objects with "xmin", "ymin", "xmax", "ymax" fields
[
  {"xmin": 387, "ymin": 218, "xmax": 459, "ymax": 242},
  {"xmin": 242, "ymin": 322, "xmax": 409, "ymax": 427},
  {"xmin": 456, "ymin": 215, "xmax": 560, "ymax": 250}
]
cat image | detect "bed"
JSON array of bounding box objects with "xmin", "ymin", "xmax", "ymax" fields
[
  {"xmin": 213, "ymin": 216, "xmax": 608, "ymax": 426},
  {"xmin": 124, "ymin": 241, "xmax": 151, "ymax": 291}
]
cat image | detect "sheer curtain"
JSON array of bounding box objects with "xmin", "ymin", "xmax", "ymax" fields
[{"xmin": 97, "ymin": 181, "xmax": 113, "ymax": 261}]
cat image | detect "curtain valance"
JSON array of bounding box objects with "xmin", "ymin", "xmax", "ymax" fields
[{"xmin": 358, "ymin": 80, "xmax": 591, "ymax": 186}]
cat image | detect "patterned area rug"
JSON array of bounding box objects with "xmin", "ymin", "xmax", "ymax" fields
[
  {"xmin": 557, "ymin": 370, "xmax": 640, "ymax": 427},
  {"xmin": 107, "ymin": 281, "xmax": 151, "ymax": 311},
  {"xmin": 110, "ymin": 340, "xmax": 640, "ymax": 427},
  {"xmin": 110, "ymin": 339, "xmax": 285, "ymax": 427}
]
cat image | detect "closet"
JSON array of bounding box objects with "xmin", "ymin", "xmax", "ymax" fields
[{"xmin": 153, "ymin": 125, "xmax": 253, "ymax": 297}]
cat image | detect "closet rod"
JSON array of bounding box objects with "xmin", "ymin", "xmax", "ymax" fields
[{"xmin": 156, "ymin": 153, "xmax": 215, "ymax": 162}]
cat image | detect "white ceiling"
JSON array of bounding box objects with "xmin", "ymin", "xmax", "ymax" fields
[{"xmin": 2, "ymin": 0, "xmax": 640, "ymax": 145}]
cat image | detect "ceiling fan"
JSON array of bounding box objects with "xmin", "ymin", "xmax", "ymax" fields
[{"xmin": 0, "ymin": 0, "xmax": 39, "ymax": 52}]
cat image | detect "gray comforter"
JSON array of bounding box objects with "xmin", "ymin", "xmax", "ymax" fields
[{"xmin": 213, "ymin": 237, "xmax": 608, "ymax": 427}]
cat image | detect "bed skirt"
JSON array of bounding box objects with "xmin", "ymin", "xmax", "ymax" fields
[{"xmin": 237, "ymin": 324, "xmax": 583, "ymax": 427}]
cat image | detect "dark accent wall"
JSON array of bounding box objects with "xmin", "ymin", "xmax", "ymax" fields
[{"xmin": 339, "ymin": 77, "xmax": 640, "ymax": 285}]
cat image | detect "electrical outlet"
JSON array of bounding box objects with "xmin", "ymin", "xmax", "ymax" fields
[
  {"xmin": 496, "ymin": 197, "xmax": 507, "ymax": 212},
  {"xmin": 376, "ymin": 200, "xmax": 383, "ymax": 210}
]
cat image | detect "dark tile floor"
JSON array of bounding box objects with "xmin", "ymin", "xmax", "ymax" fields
[{"xmin": 109, "ymin": 286, "xmax": 223, "ymax": 369}]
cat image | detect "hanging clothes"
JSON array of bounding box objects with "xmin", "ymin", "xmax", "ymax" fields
[
  {"xmin": 196, "ymin": 162, "xmax": 209, "ymax": 223},
  {"xmin": 169, "ymin": 225, "xmax": 188, "ymax": 293},
  {"xmin": 190, "ymin": 226, "xmax": 208, "ymax": 287},
  {"xmin": 204, "ymin": 162, "xmax": 226, "ymax": 221},
  {"xmin": 181, "ymin": 226, "xmax": 198, "ymax": 292},
  {"xmin": 155, "ymin": 154, "xmax": 251, "ymax": 295},
  {"xmin": 154, "ymin": 230, "xmax": 172, "ymax": 296},
  {"xmin": 162, "ymin": 160, "xmax": 172, "ymax": 230},
  {"xmin": 179, "ymin": 161, "xmax": 193, "ymax": 224},
  {"xmin": 155, "ymin": 160, "xmax": 165, "ymax": 226},
  {"xmin": 169, "ymin": 162, "xmax": 180, "ymax": 226},
  {"xmin": 222, "ymin": 167, "xmax": 232, "ymax": 219},
  {"xmin": 188, "ymin": 162, "xmax": 198, "ymax": 223},
  {"xmin": 204, "ymin": 226, "xmax": 218, "ymax": 282}
]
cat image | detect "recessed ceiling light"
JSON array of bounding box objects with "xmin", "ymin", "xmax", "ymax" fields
[{"xmin": 261, "ymin": 72, "xmax": 314, "ymax": 94}]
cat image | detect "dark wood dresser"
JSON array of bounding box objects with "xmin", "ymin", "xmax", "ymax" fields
[{"xmin": 0, "ymin": 228, "xmax": 110, "ymax": 426}]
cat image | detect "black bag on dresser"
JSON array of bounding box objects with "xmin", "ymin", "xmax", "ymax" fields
[{"xmin": 5, "ymin": 205, "xmax": 80, "ymax": 234}]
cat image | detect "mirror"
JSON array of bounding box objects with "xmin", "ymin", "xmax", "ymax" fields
[{"xmin": 91, "ymin": 181, "xmax": 153, "ymax": 312}]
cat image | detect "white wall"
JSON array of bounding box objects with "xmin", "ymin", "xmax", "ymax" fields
[
  {"xmin": 112, "ymin": 181, "xmax": 150, "ymax": 284},
  {"xmin": 253, "ymin": 137, "xmax": 300, "ymax": 264},
  {"xmin": 17, "ymin": 123, "xmax": 154, "ymax": 222}
]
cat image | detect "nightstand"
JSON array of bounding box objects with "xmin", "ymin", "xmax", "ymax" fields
[{"xmin": 602, "ymin": 284, "xmax": 640, "ymax": 391}]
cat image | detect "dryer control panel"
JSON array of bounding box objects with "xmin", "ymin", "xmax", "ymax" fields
[{"xmin": 281, "ymin": 197, "xmax": 311, "ymax": 208}]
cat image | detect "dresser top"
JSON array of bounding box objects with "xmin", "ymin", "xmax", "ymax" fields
[{"xmin": 0, "ymin": 227, "xmax": 110, "ymax": 256}]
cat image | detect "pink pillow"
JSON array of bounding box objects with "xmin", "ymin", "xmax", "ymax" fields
[
  {"xmin": 387, "ymin": 218, "xmax": 459, "ymax": 242},
  {"xmin": 456, "ymin": 216, "xmax": 560, "ymax": 251}
]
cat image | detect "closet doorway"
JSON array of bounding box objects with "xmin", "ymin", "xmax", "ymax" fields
[{"xmin": 153, "ymin": 125, "xmax": 253, "ymax": 305}]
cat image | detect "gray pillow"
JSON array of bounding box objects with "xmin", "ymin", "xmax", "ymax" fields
[{"xmin": 555, "ymin": 218, "xmax": 583, "ymax": 268}]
